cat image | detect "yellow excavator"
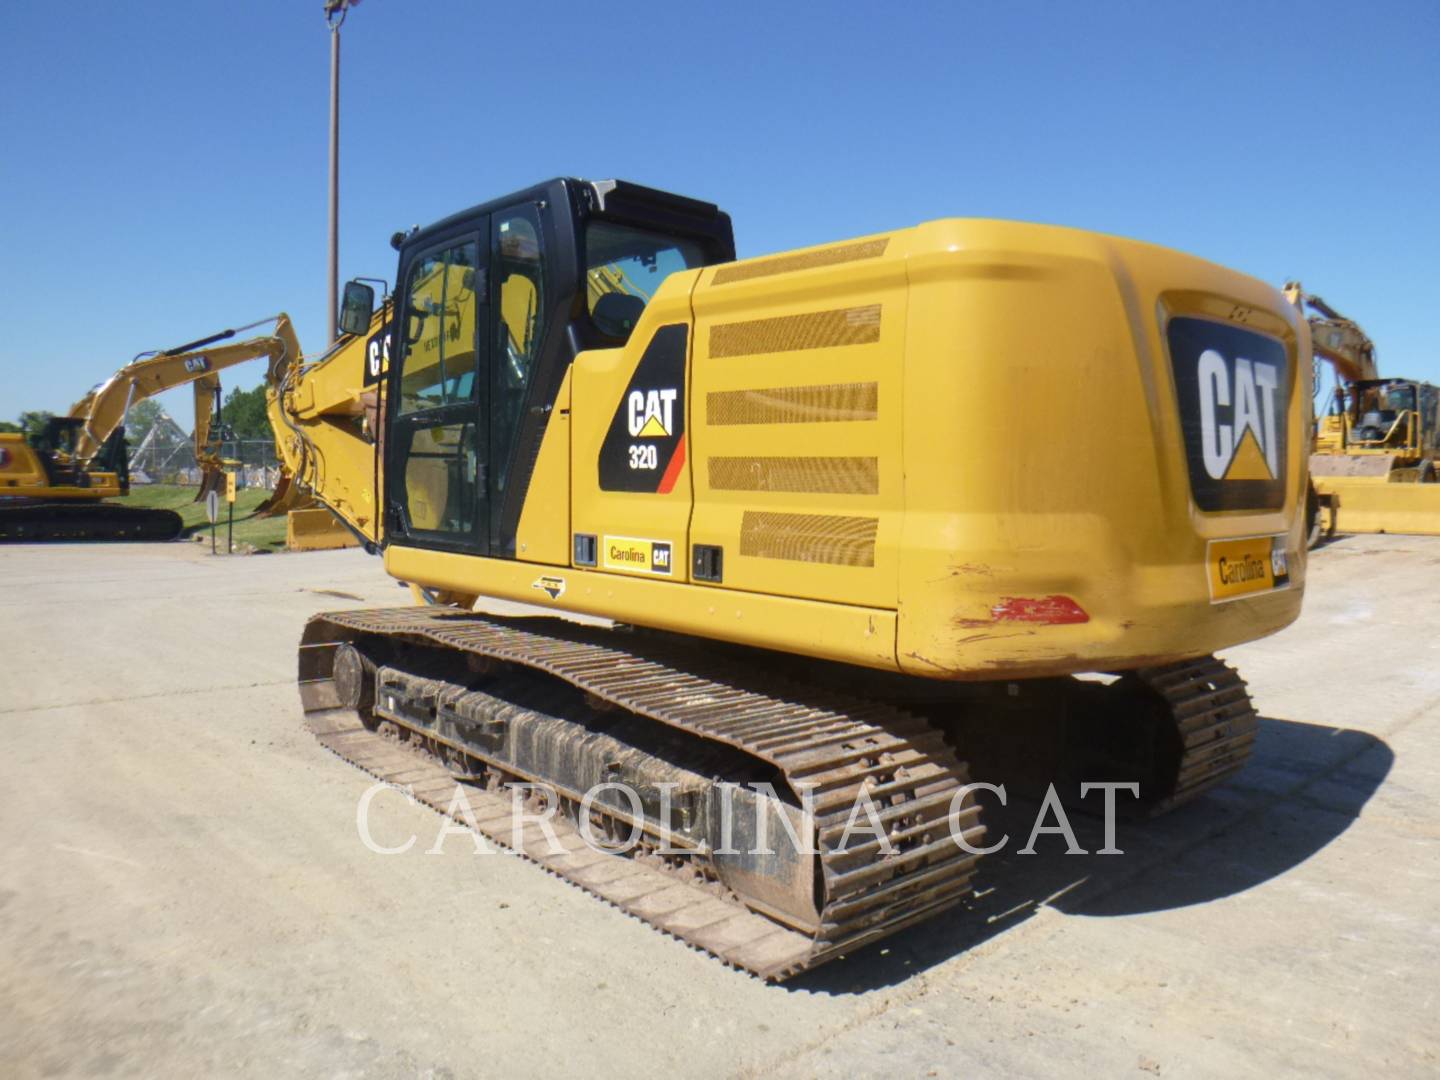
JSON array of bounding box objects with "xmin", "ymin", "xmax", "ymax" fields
[
  {"xmin": 0, "ymin": 320, "xmax": 295, "ymax": 541},
  {"xmin": 0, "ymin": 417, "xmax": 172, "ymax": 540},
  {"xmin": 289, "ymin": 177, "xmax": 1309, "ymax": 980},
  {"xmin": 1286, "ymin": 283, "xmax": 1440, "ymax": 538}
]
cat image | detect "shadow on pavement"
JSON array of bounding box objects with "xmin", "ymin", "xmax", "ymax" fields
[{"xmin": 788, "ymin": 715, "xmax": 1393, "ymax": 995}]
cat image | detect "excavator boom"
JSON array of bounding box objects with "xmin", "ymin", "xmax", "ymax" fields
[
  {"xmin": 1284, "ymin": 282, "xmax": 1379, "ymax": 384},
  {"xmin": 69, "ymin": 315, "xmax": 298, "ymax": 464},
  {"xmin": 262, "ymin": 302, "xmax": 391, "ymax": 549}
]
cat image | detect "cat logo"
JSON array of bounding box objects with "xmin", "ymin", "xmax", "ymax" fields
[
  {"xmin": 1168, "ymin": 317, "xmax": 1290, "ymax": 513},
  {"xmin": 1197, "ymin": 351, "xmax": 1281, "ymax": 481},
  {"xmin": 183, "ymin": 356, "xmax": 210, "ymax": 373},
  {"xmin": 531, "ymin": 575, "xmax": 566, "ymax": 600},
  {"xmin": 363, "ymin": 323, "xmax": 392, "ymax": 387},
  {"xmin": 627, "ymin": 388, "xmax": 677, "ymax": 438},
  {"xmin": 600, "ymin": 324, "xmax": 688, "ymax": 493}
]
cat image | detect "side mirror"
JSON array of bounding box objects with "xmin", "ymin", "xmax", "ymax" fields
[{"xmin": 339, "ymin": 280, "xmax": 375, "ymax": 338}]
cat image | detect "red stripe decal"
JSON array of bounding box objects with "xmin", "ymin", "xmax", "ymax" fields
[{"xmin": 657, "ymin": 434, "xmax": 687, "ymax": 495}]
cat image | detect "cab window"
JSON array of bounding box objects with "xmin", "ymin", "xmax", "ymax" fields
[
  {"xmin": 397, "ymin": 239, "xmax": 481, "ymax": 415},
  {"xmin": 492, "ymin": 209, "xmax": 546, "ymax": 498},
  {"xmin": 585, "ymin": 221, "xmax": 707, "ymax": 340}
]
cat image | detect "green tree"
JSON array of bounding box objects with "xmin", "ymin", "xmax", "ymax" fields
[
  {"xmin": 0, "ymin": 420, "xmax": 20, "ymax": 433},
  {"xmin": 221, "ymin": 384, "xmax": 270, "ymax": 439},
  {"xmin": 123, "ymin": 399, "xmax": 163, "ymax": 445},
  {"xmin": 18, "ymin": 410, "xmax": 53, "ymax": 438}
]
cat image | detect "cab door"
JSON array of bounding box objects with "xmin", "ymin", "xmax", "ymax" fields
[{"xmin": 387, "ymin": 224, "xmax": 491, "ymax": 554}]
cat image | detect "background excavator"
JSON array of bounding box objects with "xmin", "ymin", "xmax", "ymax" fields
[
  {"xmin": 1285, "ymin": 283, "xmax": 1440, "ymax": 539},
  {"xmin": 0, "ymin": 318, "xmax": 297, "ymax": 541},
  {"xmin": 287, "ymin": 177, "xmax": 1311, "ymax": 980}
]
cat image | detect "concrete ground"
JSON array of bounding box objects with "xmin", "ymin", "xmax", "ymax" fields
[{"xmin": 0, "ymin": 536, "xmax": 1436, "ymax": 1079}]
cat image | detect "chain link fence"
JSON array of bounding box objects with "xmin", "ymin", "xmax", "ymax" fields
[{"xmin": 130, "ymin": 436, "xmax": 280, "ymax": 489}]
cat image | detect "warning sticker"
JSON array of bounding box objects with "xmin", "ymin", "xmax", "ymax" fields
[
  {"xmin": 532, "ymin": 575, "xmax": 566, "ymax": 600},
  {"xmin": 602, "ymin": 535, "xmax": 673, "ymax": 576}
]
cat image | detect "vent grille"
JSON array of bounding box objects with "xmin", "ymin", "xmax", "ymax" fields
[
  {"xmin": 706, "ymin": 382, "xmax": 878, "ymax": 425},
  {"xmin": 710, "ymin": 305, "xmax": 881, "ymax": 359},
  {"xmin": 712, "ymin": 238, "xmax": 890, "ymax": 286},
  {"xmin": 709, "ymin": 456, "xmax": 879, "ymax": 495},
  {"xmin": 739, "ymin": 511, "xmax": 878, "ymax": 567}
]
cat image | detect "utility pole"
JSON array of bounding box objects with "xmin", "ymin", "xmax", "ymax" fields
[{"xmin": 324, "ymin": 0, "xmax": 358, "ymax": 344}]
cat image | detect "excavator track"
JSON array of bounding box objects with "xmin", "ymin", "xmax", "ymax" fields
[
  {"xmin": 0, "ymin": 502, "xmax": 182, "ymax": 542},
  {"xmin": 1132, "ymin": 655, "xmax": 1261, "ymax": 814},
  {"xmin": 299, "ymin": 607, "xmax": 985, "ymax": 981}
]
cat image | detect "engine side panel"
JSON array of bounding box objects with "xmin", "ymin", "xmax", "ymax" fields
[{"xmin": 686, "ymin": 232, "xmax": 907, "ymax": 611}]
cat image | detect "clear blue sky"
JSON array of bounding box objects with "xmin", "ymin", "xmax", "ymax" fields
[{"xmin": 2, "ymin": 1, "xmax": 1436, "ymax": 425}]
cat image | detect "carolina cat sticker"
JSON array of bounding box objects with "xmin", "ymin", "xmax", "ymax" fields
[
  {"xmin": 602, "ymin": 536, "xmax": 673, "ymax": 575},
  {"xmin": 1207, "ymin": 535, "xmax": 1291, "ymax": 602}
]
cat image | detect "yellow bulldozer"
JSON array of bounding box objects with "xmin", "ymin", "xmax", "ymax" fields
[
  {"xmin": 1286, "ymin": 284, "xmax": 1440, "ymax": 539},
  {"xmin": 283, "ymin": 177, "xmax": 1312, "ymax": 980}
]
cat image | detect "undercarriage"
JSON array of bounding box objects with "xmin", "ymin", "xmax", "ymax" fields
[{"xmin": 300, "ymin": 607, "xmax": 1259, "ymax": 980}]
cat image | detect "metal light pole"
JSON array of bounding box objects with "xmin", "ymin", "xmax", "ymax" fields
[{"xmin": 324, "ymin": 0, "xmax": 358, "ymax": 344}]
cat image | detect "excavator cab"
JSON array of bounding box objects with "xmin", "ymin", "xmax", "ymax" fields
[
  {"xmin": 1347, "ymin": 380, "xmax": 1425, "ymax": 448},
  {"xmin": 348, "ymin": 178, "xmax": 734, "ymax": 560},
  {"xmin": 27, "ymin": 416, "xmax": 132, "ymax": 494},
  {"xmin": 33, "ymin": 416, "xmax": 83, "ymax": 457},
  {"xmin": 30, "ymin": 418, "xmax": 93, "ymax": 485}
]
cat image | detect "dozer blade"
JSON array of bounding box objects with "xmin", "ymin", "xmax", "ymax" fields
[
  {"xmin": 1315, "ymin": 478, "xmax": 1440, "ymax": 537},
  {"xmin": 1309, "ymin": 452, "xmax": 1396, "ymax": 480},
  {"xmin": 286, "ymin": 507, "xmax": 360, "ymax": 551}
]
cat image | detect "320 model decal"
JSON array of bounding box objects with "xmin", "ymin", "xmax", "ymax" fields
[{"xmin": 598, "ymin": 324, "xmax": 687, "ymax": 493}]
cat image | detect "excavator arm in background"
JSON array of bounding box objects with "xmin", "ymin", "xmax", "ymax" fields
[
  {"xmin": 1283, "ymin": 281, "xmax": 1379, "ymax": 384},
  {"xmin": 69, "ymin": 315, "xmax": 300, "ymax": 464},
  {"xmin": 3, "ymin": 316, "xmax": 297, "ymax": 542},
  {"xmin": 191, "ymin": 372, "xmax": 223, "ymax": 497}
]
